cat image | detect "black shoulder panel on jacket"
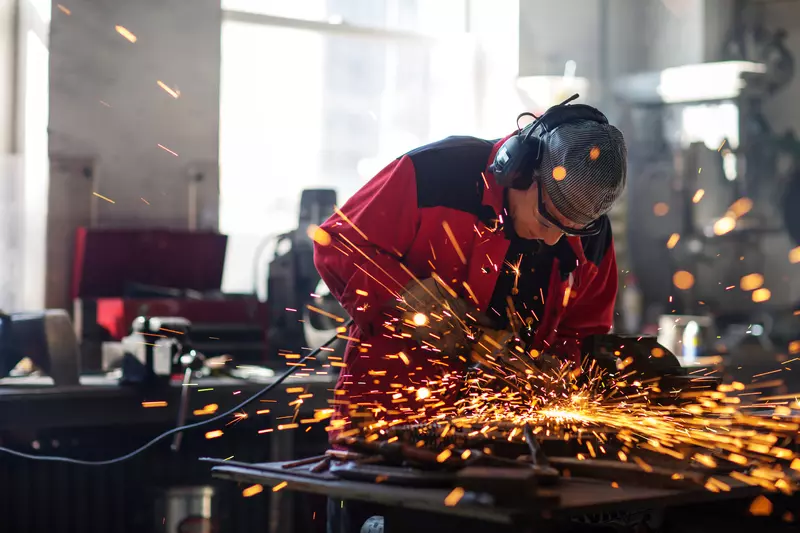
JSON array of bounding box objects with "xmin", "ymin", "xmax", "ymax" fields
[
  {"xmin": 580, "ymin": 215, "xmax": 613, "ymax": 267},
  {"xmin": 403, "ymin": 136, "xmax": 494, "ymax": 216}
]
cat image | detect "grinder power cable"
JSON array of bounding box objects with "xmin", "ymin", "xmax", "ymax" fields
[{"xmin": 0, "ymin": 319, "xmax": 353, "ymax": 466}]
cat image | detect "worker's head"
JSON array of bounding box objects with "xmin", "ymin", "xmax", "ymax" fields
[{"xmin": 508, "ymin": 119, "xmax": 627, "ymax": 245}]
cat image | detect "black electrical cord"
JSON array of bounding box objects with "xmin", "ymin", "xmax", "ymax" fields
[{"xmin": 0, "ymin": 319, "xmax": 353, "ymax": 465}]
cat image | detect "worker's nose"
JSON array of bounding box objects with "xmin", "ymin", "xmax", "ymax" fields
[{"xmin": 542, "ymin": 228, "xmax": 563, "ymax": 246}]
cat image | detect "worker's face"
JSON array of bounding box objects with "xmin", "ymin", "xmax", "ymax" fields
[{"xmin": 507, "ymin": 180, "xmax": 586, "ymax": 246}]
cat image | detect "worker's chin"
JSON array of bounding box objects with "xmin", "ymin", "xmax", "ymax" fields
[{"xmin": 515, "ymin": 225, "xmax": 541, "ymax": 241}]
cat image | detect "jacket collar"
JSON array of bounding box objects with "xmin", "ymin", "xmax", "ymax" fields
[{"xmin": 483, "ymin": 135, "xmax": 588, "ymax": 278}]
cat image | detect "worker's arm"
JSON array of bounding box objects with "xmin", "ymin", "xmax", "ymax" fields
[
  {"xmin": 313, "ymin": 155, "xmax": 420, "ymax": 335},
  {"xmin": 549, "ymin": 238, "xmax": 619, "ymax": 365}
]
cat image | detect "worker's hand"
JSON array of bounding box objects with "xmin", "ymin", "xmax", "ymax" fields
[
  {"xmin": 399, "ymin": 278, "xmax": 490, "ymax": 354},
  {"xmin": 530, "ymin": 350, "xmax": 561, "ymax": 376},
  {"xmin": 468, "ymin": 327, "xmax": 538, "ymax": 386}
]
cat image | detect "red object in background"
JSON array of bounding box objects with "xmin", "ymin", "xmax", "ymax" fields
[
  {"xmin": 72, "ymin": 228, "xmax": 228, "ymax": 299},
  {"xmin": 95, "ymin": 298, "xmax": 268, "ymax": 340},
  {"xmin": 72, "ymin": 229, "xmax": 268, "ymax": 357}
]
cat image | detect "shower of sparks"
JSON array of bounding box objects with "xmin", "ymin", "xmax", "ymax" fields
[
  {"xmin": 115, "ymin": 26, "xmax": 137, "ymax": 43},
  {"xmin": 330, "ymin": 355, "xmax": 800, "ymax": 494},
  {"xmin": 93, "ymin": 192, "xmax": 115, "ymax": 204},
  {"xmin": 157, "ymin": 80, "xmax": 180, "ymax": 98},
  {"xmin": 157, "ymin": 143, "xmax": 179, "ymax": 156},
  {"xmin": 247, "ymin": 197, "xmax": 800, "ymax": 497}
]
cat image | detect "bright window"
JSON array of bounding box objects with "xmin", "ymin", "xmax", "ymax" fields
[{"xmin": 219, "ymin": 2, "xmax": 476, "ymax": 294}]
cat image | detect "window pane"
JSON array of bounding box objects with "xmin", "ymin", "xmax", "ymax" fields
[
  {"xmin": 222, "ymin": 0, "xmax": 327, "ymax": 20},
  {"xmin": 222, "ymin": 0, "xmax": 467, "ymax": 33},
  {"xmin": 219, "ymin": 22, "xmax": 475, "ymax": 293}
]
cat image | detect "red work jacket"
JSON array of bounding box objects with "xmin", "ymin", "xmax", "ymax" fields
[{"xmin": 314, "ymin": 134, "xmax": 618, "ymax": 427}]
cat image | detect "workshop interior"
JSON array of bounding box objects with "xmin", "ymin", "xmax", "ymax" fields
[{"xmin": 1, "ymin": 0, "xmax": 800, "ymax": 531}]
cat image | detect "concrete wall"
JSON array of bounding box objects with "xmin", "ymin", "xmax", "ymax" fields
[{"xmin": 47, "ymin": 0, "xmax": 221, "ymax": 309}]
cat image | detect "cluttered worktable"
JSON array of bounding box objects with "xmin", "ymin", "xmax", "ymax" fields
[
  {"xmin": 0, "ymin": 373, "xmax": 335, "ymax": 431},
  {"xmin": 0, "ymin": 372, "xmax": 337, "ymax": 533}
]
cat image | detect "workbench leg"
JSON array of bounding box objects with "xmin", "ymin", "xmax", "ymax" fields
[{"xmin": 268, "ymin": 430, "xmax": 295, "ymax": 533}]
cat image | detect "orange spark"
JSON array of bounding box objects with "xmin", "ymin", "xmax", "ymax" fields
[
  {"xmin": 752, "ymin": 288, "xmax": 771, "ymax": 303},
  {"xmin": 444, "ymin": 487, "xmax": 464, "ymax": 506},
  {"xmin": 749, "ymin": 495, "xmax": 773, "ymax": 516},
  {"xmin": 653, "ymin": 202, "xmax": 669, "ymax": 216},
  {"xmin": 115, "ymin": 26, "xmax": 137, "ymax": 43},
  {"xmin": 193, "ymin": 403, "xmax": 218, "ymax": 416},
  {"xmin": 441, "ymin": 221, "xmax": 466, "ymax": 264},
  {"xmin": 205, "ymin": 430, "xmax": 223, "ymax": 439},
  {"xmin": 740, "ymin": 273, "xmax": 764, "ymax": 292},
  {"xmin": 307, "ymin": 224, "xmax": 332, "ymax": 246},
  {"xmin": 141, "ymin": 401, "xmax": 167, "ymax": 408},
  {"xmin": 462, "ymin": 281, "xmax": 478, "ymax": 304},
  {"xmin": 692, "ymin": 189, "xmax": 705, "ymax": 203},
  {"xmin": 57, "ymin": 4, "xmax": 71, "ymax": 15},
  {"xmin": 333, "ymin": 206, "xmax": 369, "ymax": 240},
  {"xmin": 157, "ymin": 144, "xmax": 178, "ymax": 156},
  {"xmin": 714, "ymin": 217, "xmax": 736, "ymax": 235},
  {"xmin": 666, "ymin": 233, "xmax": 680, "ymax": 249},
  {"xmin": 306, "ymin": 304, "xmax": 345, "ymax": 323},
  {"xmin": 673, "ymin": 271, "xmax": 695, "ymax": 290},
  {"xmin": 156, "ymin": 80, "xmax": 180, "ymax": 98},
  {"xmin": 272, "ymin": 481, "xmax": 288, "ymax": 492},
  {"xmin": 93, "ymin": 192, "xmax": 115, "ymax": 204},
  {"xmin": 728, "ymin": 197, "xmax": 753, "ymax": 218},
  {"xmin": 242, "ymin": 484, "xmax": 263, "ymax": 497}
]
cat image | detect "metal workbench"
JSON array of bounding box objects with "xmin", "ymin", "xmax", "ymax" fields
[
  {"xmin": 210, "ymin": 459, "xmax": 769, "ymax": 533},
  {"xmin": 0, "ymin": 372, "xmax": 336, "ymax": 533}
]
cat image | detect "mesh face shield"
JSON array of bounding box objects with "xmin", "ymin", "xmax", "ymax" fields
[{"xmin": 537, "ymin": 120, "xmax": 627, "ymax": 227}]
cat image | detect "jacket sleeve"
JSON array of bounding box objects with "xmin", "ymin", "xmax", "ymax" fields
[
  {"xmin": 550, "ymin": 238, "xmax": 618, "ymax": 364},
  {"xmin": 313, "ymin": 155, "xmax": 420, "ymax": 334}
]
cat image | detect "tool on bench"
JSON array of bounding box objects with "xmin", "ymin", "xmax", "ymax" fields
[
  {"xmin": 170, "ymin": 348, "xmax": 207, "ymax": 452},
  {"xmin": 120, "ymin": 316, "xmax": 193, "ymax": 387}
]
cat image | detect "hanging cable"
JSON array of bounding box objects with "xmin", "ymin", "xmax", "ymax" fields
[{"xmin": 0, "ymin": 319, "xmax": 352, "ymax": 465}]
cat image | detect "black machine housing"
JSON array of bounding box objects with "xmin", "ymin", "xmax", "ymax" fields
[{"xmin": 265, "ymin": 189, "xmax": 348, "ymax": 360}]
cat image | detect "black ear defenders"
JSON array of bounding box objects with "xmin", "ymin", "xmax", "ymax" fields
[{"xmin": 489, "ymin": 94, "xmax": 609, "ymax": 189}]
